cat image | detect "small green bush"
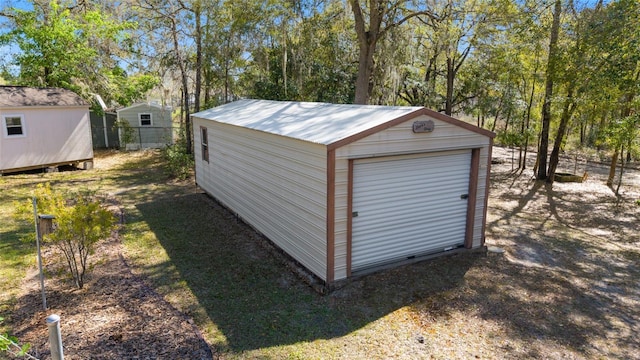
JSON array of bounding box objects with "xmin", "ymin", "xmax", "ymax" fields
[
  {"xmin": 114, "ymin": 120, "xmax": 135, "ymax": 150},
  {"xmin": 162, "ymin": 143, "xmax": 194, "ymax": 180},
  {"xmin": 13, "ymin": 184, "xmax": 117, "ymax": 289}
]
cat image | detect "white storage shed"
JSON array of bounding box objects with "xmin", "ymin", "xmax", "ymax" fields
[
  {"xmin": 0, "ymin": 86, "xmax": 93, "ymax": 174},
  {"xmin": 192, "ymin": 99, "xmax": 495, "ymax": 286}
]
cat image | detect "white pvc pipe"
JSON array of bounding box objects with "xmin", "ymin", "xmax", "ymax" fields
[{"xmin": 46, "ymin": 314, "xmax": 64, "ymax": 360}]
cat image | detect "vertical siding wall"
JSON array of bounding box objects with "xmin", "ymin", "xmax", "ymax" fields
[
  {"xmin": 118, "ymin": 104, "xmax": 173, "ymax": 148},
  {"xmin": 0, "ymin": 107, "xmax": 93, "ymax": 171},
  {"xmin": 193, "ymin": 118, "xmax": 329, "ymax": 280},
  {"xmin": 333, "ymin": 114, "xmax": 491, "ymax": 280},
  {"xmin": 119, "ymin": 105, "xmax": 172, "ymax": 128}
]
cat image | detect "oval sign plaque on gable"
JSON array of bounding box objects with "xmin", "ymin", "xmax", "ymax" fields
[{"xmin": 412, "ymin": 120, "xmax": 435, "ymax": 133}]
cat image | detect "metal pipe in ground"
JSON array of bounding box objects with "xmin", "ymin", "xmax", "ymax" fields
[{"xmin": 46, "ymin": 314, "xmax": 64, "ymax": 360}]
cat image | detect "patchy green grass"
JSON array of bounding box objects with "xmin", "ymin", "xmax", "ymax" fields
[
  {"xmin": 0, "ymin": 150, "xmax": 182, "ymax": 330},
  {"xmin": 0, "ymin": 183, "xmax": 34, "ymax": 333},
  {"xmin": 124, "ymin": 192, "xmax": 488, "ymax": 358},
  {"xmin": 2, "ymin": 148, "xmax": 639, "ymax": 359}
]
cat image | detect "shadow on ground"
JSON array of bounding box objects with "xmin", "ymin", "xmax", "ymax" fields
[
  {"xmin": 135, "ymin": 193, "xmax": 480, "ymax": 353},
  {"xmin": 478, "ymin": 166, "xmax": 640, "ymax": 358}
]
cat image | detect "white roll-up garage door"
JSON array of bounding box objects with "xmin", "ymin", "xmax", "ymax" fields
[{"xmin": 351, "ymin": 150, "xmax": 471, "ymax": 272}]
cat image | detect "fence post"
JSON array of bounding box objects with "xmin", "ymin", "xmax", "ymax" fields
[
  {"xmin": 46, "ymin": 314, "xmax": 64, "ymax": 360},
  {"xmin": 32, "ymin": 198, "xmax": 46, "ymax": 311}
]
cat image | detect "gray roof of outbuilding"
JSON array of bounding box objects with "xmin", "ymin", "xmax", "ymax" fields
[{"xmin": 0, "ymin": 86, "xmax": 89, "ymax": 107}]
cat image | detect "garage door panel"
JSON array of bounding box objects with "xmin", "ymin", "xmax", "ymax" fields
[
  {"xmin": 355, "ymin": 169, "xmax": 469, "ymax": 190},
  {"xmin": 355, "ymin": 218, "xmax": 467, "ymax": 246},
  {"xmin": 357, "ymin": 159, "xmax": 469, "ymax": 178},
  {"xmin": 356, "ymin": 180, "xmax": 469, "ymax": 203},
  {"xmin": 358, "ymin": 192, "xmax": 468, "ymax": 212},
  {"xmin": 355, "ymin": 205, "xmax": 468, "ymax": 228},
  {"xmin": 352, "ymin": 150, "xmax": 471, "ymax": 271}
]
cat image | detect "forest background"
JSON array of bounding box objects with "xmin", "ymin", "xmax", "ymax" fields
[{"xmin": 0, "ymin": 0, "xmax": 638, "ymax": 186}]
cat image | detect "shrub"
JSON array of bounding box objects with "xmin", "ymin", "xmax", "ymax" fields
[
  {"xmin": 14, "ymin": 183, "xmax": 117, "ymax": 289},
  {"xmin": 114, "ymin": 120, "xmax": 135, "ymax": 150},
  {"xmin": 162, "ymin": 142, "xmax": 194, "ymax": 180}
]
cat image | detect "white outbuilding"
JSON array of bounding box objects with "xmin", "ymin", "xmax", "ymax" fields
[
  {"xmin": 192, "ymin": 99, "xmax": 495, "ymax": 287},
  {"xmin": 0, "ymin": 86, "xmax": 93, "ymax": 174}
]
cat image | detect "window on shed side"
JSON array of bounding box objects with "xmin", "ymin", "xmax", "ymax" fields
[
  {"xmin": 3, "ymin": 115, "xmax": 25, "ymax": 137},
  {"xmin": 201, "ymin": 126, "xmax": 209, "ymax": 162},
  {"xmin": 139, "ymin": 113, "xmax": 152, "ymax": 126}
]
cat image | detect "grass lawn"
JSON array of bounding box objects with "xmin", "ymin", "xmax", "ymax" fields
[
  {"xmin": 0, "ymin": 176, "xmax": 35, "ymax": 334},
  {"xmin": 1, "ymin": 149, "xmax": 639, "ymax": 359}
]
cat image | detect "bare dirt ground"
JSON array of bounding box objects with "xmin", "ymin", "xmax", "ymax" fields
[
  {"xmin": 478, "ymin": 147, "xmax": 640, "ymax": 359},
  {"xmin": 6, "ymin": 147, "xmax": 640, "ymax": 359},
  {"xmin": 9, "ymin": 234, "xmax": 212, "ymax": 359}
]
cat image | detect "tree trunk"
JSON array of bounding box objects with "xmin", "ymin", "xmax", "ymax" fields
[
  {"xmin": 606, "ymin": 147, "xmax": 619, "ymax": 187},
  {"xmin": 350, "ymin": 0, "xmax": 380, "ymax": 104},
  {"xmin": 283, "ymin": 20, "xmax": 288, "ymax": 98},
  {"xmin": 607, "ymin": 92, "xmax": 636, "ymax": 186},
  {"xmin": 349, "ymin": 0, "xmax": 433, "ymax": 105},
  {"xmin": 615, "ymin": 146, "xmax": 625, "ymax": 195},
  {"xmin": 445, "ymin": 57, "xmax": 454, "ymax": 115},
  {"xmin": 504, "ymin": 106, "xmax": 512, "ymax": 133},
  {"xmin": 547, "ymin": 87, "xmax": 576, "ymax": 184},
  {"xmin": 354, "ymin": 35, "xmax": 377, "ymax": 104},
  {"xmin": 444, "ymin": 45, "xmax": 470, "ymax": 116},
  {"xmin": 491, "ymin": 94, "xmax": 503, "ymax": 132},
  {"xmin": 537, "ymin": 0, "xmax": 562, "ymax": 180},
  {"xmin": 170, "ymin": 16, "xmax": 191, "ymax": 154},
  {"xmin": 193, "ymin": 0, "xmax": 202, "ymax": 113},
  {"xmin": 224, "ymin": 36, "xmax": 230, "ymax": 103},
  {"xmin": 225, "ymin": 56, "xmax": 230, "ymax": 103},
  {"xmin": 521, "ymin": 74, "xmax": 536, "ymax": 170}
]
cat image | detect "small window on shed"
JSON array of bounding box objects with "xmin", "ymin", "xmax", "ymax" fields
[
  {"xmin": 3, "ymin": 114, "xmax": 25, "ymax": 137},
  {"xmin": 201, "ymin": 126, "xmax": 209, "ymax": 162},
  {"xmin": 139, "ymin": 113, "xmax": 152, "ymax": 126}
]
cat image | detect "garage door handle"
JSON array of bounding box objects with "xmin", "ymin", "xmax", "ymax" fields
[{"xmin": 460, "ymin": 194, "xmax": 469, "ymax": 199}]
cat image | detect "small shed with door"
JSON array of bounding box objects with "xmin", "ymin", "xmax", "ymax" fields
[
  {"xmin": 192, "ymin": 99, "xmax": 495, "ymax": 287},
  {"xmin": 0, "ymin": 86, "xmax": 93, "ymax": 174},
  {"xmin": 116, "ymin": 102, "xmax": 173, "ymax": 150}
]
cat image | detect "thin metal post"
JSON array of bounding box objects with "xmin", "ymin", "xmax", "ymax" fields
[
  {"xmin": 32, "ymin": 197, "xmax": 47, "ymax": 310},
  {"xmin": 46, "ymin": 314, "xmax": 64, "ymax": 360}
]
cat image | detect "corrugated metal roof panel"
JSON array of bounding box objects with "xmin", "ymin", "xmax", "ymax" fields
[{"xmin": 191, "ymin": 99, "xmax": 422, "ymax": 145}]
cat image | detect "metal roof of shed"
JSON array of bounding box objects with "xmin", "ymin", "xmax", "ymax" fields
[{"xmin": 192, "ymin": 99, "xmax": 424, "ymax": 145}]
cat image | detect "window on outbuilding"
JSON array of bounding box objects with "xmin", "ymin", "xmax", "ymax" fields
[
  {"xmin": 139, "ymin": 113, "xmax": 152, "ymax": 126},
  {"xmin": 201, "ymin": 126, "xmax": 209, "ymax": 162},
  {"xmin": 3, "ymin": 114, "xmax": 25, "ymax": 137}
]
